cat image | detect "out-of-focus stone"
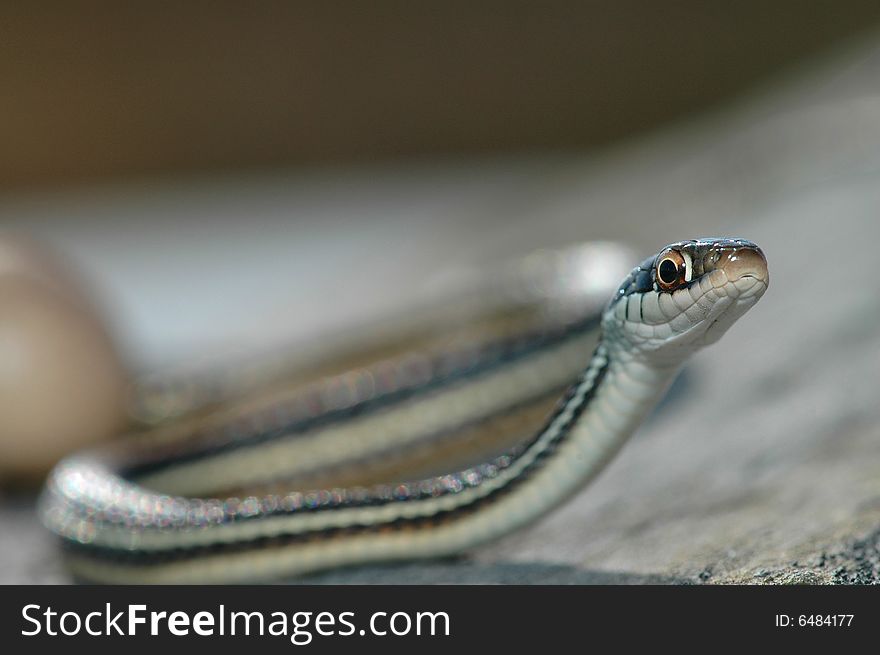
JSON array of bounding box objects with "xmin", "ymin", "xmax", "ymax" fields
[{"xmin": 0, "ymin": 237, "xmax": 128, "ymax": 485}]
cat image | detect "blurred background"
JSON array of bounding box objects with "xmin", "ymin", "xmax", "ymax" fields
[
  {"xmin": 4, "ymin": 1, "xmax": 880, "ymax": 189},
  {"xmin": 2, "ymin": 2, "xmax": 880, "ymax": 583}
]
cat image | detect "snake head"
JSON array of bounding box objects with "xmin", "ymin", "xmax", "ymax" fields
[{"xmin": 603, "ymin": 238, "xmax": 769, "ymax": 367}]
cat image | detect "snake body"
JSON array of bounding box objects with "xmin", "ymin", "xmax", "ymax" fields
[{"xmin": 40, "ymin": 238, "xmax": 768, "ymax": 583}]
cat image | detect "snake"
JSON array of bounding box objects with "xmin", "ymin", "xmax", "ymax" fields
[{"xmin": 39, "ymin": 237, "xmax": 768, "ymax": 583}]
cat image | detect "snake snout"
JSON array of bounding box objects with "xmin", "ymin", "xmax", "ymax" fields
[{"xmin": 718, "ymin": 245, "xmax": 768, "ymax": 286}]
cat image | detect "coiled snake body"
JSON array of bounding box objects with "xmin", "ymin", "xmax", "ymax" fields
[{"xmin": 40, "ymin": 238, "xmax": 768, "ymax": 583}]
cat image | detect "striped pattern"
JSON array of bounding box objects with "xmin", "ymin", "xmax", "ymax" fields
[{"xmin": 39, "ymin": 238, "xmax": 768, "ymax": 583}]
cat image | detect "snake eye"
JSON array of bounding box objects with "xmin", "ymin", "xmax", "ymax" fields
[{"xmin": 655, "ymin": 249, "xmax": 686, "ymax": 291}]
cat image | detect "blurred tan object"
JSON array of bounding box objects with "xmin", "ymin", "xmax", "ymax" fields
[{"xmin": 0, "ymin": 236, "xmax": 127, "ymax": 485}]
